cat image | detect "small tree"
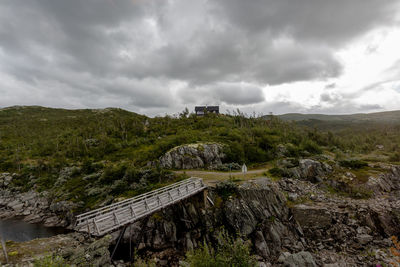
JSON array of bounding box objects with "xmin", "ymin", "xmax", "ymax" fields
[{"xmin": 390, "ymin": 236, "xmax": 400, "ymax": 266}]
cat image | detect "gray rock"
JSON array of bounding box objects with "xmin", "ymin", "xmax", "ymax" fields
[
  {"xmin": 159, "ymin": 143, "xmax": 225, "ymax": 169},
  {"xmin": 278, "ymin": 252, "xmax": 291, "ymax": 263},
  {"xmin": 289, "ymin": 159, "xmax": 332, "ymax": 182},
  {"xmin": 288, "ymin": 193, "xmax": 299, "ymax": 201},
  {"xmin": 254, "ymin": 231, "xmax": 270, "ymax": 259},
  {"xmin": 283, "ymin": 251, "xmax": 317, "ymax": 267},
  {"xmin": 292, "ymin": 204, "xmax": 332, "ymax": 229},
  {"xmin": 355, "ymin": 234, "xmax": 373, "ymax": 245},
  {"xmin": 0, "ymin": 173, "xmax": 14, "ymax": 187}
]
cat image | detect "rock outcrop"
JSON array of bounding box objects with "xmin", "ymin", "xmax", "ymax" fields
[
  {"xmin": 112, "ymin": 178, "xmax": 305, "ymax": 265},
  {"xmin": 112, "ymin": 166, "xmax": 400, "ymax": 266},
  {"xmin": 365, "ymin": 165, "xmax": 400, "ymax": 194},
  {"xmin": 0, "ymin": 185, "xmax": 77, "ymax": 227},
  {"xmin": 290, "ymin": 159, "xmax": 333, "ymax": 182},
  {"xmin": 159, "ymin": 143, "xmax": 225, "ymax": 169},
  {"xmin": 1, "ymin": 162, "xmax": 400, "ymax": 266}
]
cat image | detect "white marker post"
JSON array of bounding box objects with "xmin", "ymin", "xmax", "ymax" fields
[{"xmin": 242, "ymin": 164, "xmax": 247, "ymax": 174}]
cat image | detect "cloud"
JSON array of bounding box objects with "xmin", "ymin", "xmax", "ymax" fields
[
  {"xmin": 179, "ymin": 82, "xmax": 265, "ymax": 105},
  {"xmin": 0, "ymin": 0, "xmax": 399, "ymax": 115}
]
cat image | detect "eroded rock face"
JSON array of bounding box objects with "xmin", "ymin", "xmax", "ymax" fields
[
  {"xmin": 281, "ymin": 251, "xmax": 317, "ymax": 267},
  {"xmin": 365, "ymin": 165, "xmax": 400, "ymax": 194},
  {"xmin": 292, "ymin": 204, "xmax": 332, "ymax": 229},
  {"xmin": 290, "ymin": 159, "xmax": 333, "ymax": 181},
  {"xmin": 0, "ymin": 185, "xmax": 78, "ymax": 227},
  {"xmin": 159, "ymin": 143, "xmax": 225, "ymax": 169},
  {"xmin": 114, "ymin": 178, "xmax": 304, "ymax": 265}
]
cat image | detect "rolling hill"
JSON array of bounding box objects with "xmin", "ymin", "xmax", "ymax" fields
[{"xmin": 278, "ymin": 110, "xmax": 400, "ymax": 124}]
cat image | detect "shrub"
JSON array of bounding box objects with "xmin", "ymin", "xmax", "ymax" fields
[
  {"xmin": 268, "ymin": 167, "xmax": 286, "ymax": 178},
  {"xmin": 215, "ymin": 163, "xmax": 241, "ymax": 171},
  {"xmin": 389, "ymin": 152, "xmax": 400, "ymax": 162},
  {"xmin": 348, "ymin": 185, "xmax": 373, "ymax": 199},
  {"xmin": 389, "ymin": 236, "xmax": 400, "ymax": 266},
  {"xmin": 33, "ymin": 254, "xmax": 70, "ymax": 267},
  {"xmin": 300, "ymin": 140, "xmax": 322, "ymax": 154},
  {"xmin": 215, "ymin": 181, "xmax": 238, "ymax": 200},
  {"xmin": 185, "ymin": 229, "xmax": 256, "ymax": 267},
  {"xmin": 339, "ymin": 159, "xmax": 368, "ymax": 169}
]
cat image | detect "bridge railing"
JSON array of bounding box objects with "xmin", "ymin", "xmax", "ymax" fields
[{"xmin": 74, "ymin": 177, "xmax": 206, "ymax": 235}]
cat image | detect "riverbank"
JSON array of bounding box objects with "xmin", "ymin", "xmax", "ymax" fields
[
  {"xmin": 0, "ymin": 232, "xmax": 113, "ymax": 266},
  {"xmin": 0, "ymin": 219, "xmax": 67, "ymax": 242},
  {"xmin": 0, "ymin": 173, "xmax": 78, "ymax": 228}
]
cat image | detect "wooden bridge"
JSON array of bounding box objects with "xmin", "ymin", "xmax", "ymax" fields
[{"xmin": 74, "ymin": 178, "xmax": 207, "ymax": 236}]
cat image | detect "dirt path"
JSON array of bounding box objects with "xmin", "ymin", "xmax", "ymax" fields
[{"xmin": 174, "ymin": 168, "xmax": 270, "ymax": 186}]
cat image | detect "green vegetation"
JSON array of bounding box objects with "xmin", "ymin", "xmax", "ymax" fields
[
  {"xmin": 185, "ymin": 229, "xmax": 256, "ymax": 267},
  {"xmin": 0, "ymin": 106, "xmax": 329, "ymax": 173},
  {"xmin": 1, "ymin": 106, "xmax": 400, "ymax": 207},
  {"xmin": 215, "ymin": 180, "xmax": 239, "ymax": 200},
  {"xmin": 339, "ymin": 159, "xmax": 368, "ymax": 169},
  {"xmin": 0, "ymin": 106, "xmax": 330, "ymax": 209},
  {"xmin": 33, "ymin": 254, "xmax": 70, "ymax": 267},
  {"xmin": 268, "ymin": 167, "xmax": 286, "ymax": 178}
]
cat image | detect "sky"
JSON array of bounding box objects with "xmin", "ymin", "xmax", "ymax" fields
[{"xmin": 1, "ymin": 0, "xmax": 400, "ymax": 116}]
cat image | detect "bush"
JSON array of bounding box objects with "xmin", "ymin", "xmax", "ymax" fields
[
  {"xmin": 185, "ymin": 229, "xmax": 256, "ymax": 267},
  {"xmin": 33, "ymin": 254, "xmax": 70, "ymax": 267},
  {"xmin": 348, "ymin": 185, "xmax": 373, "ymax": 199},
  {"xmin": 389, "ymin": 152, "xmax": 400, "ymax": 162},
  {"xmin": 339, "ymin": 159, "xmax": 368, "ymax": 169},
  {"xmin": 300, "ymin": 140, "xmax": 322, "ymax": 154},
  {"xmin": 215, "ymin": 163, "xmax": 241, "ymax": 171},
  {"xmin": 215, "ymin": 181, "xmax": 238, "ymax": 200},
  {"xmin": 268, "ymin": 167, "xmax": 286, "ymax": 178}
]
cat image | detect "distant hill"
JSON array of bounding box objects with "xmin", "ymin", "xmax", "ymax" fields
[{"xmin": 278, "ymin": 110, "xmax": 400, "ymax": 124}]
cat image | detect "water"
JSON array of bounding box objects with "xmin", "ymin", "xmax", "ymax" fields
[{"xmin": 0, "ymin": 219, "xmax": 68, "ymax": 242}]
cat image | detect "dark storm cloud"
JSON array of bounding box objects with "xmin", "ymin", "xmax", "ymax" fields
[
  {"xmin": 213, "ymin": 0, "xmax": 399, "ymax": 45},
  {"xmin": 178, "ymin": 82, "xmax": 265, "ymax": 105},
  {"xmin": 0, "ymin": 0, "xmax": 399, "ymax": 114}
]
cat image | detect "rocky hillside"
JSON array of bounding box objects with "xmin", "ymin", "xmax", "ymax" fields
[
  {"xmin": 107, "ymin": 161, "xmax": 400, "ymax": 266},
  {"xmin": 2, "ymin": 158, "xmax": 399, "ymax": 266},
  {"xmin": 0, "ymin": 106, "xmax": 400, "ymax": 266}
]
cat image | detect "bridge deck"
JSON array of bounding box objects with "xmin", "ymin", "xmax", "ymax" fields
[{"xmin": 74, "ymin": 177, "xmax": 206, "ymax": 236}]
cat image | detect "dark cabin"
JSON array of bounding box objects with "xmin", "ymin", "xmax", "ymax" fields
[{"xmin": 195, "ymin": 106, "xmax": 219, "ymax": 116}]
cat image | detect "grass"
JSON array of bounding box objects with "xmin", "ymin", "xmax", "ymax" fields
[{"xmin": 0, "ymin": 236, "xmax": 74, "ymax": 265}]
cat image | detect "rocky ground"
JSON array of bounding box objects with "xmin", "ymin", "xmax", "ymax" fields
[
  {"xmin": 0, "ymin": 173, "xmax": 77, "ymax": 228},
  {"xmin": 0, "ymin": 157, "xmax": 399, "ymax": 266}
]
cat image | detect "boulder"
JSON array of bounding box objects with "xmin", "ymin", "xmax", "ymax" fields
[
  {"xmin": 159, "ymin": 143, "xmax": 225, "ymax": 169},
  {"xmin": 282, "ymin": 251, "xmax": 317, "ymax": 267},
  {"xmin": 0, "ymin": 173, "xmax": 15, "ymax": 187},
  {"xmin": 365, "ymin": 166, "xmax": 400, "ymax": 195},
  {"xmin": 292, "ymin": 204, "xmax": 332, "ymax": 229},
  {"xmin": 355, "ymin": 234, "xmax": 373, "ymax": 245},
  {"xmin": 289, "ymin": 159, "xmax": 332, "ymax": 182}
]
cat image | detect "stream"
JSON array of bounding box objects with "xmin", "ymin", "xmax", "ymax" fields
[{"xmin": 0, "ymin": 219, "xmax": 68, "ymax": 242}]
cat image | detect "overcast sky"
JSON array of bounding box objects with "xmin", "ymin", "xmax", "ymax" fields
[{"xmin": 1, "ymin": 0, "xmax": 400, "ymax": 116}]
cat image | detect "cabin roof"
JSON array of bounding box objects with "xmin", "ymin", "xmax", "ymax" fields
[{"xmin": 195, "ymin": 106, "xmax": 219, "ymax": 112}]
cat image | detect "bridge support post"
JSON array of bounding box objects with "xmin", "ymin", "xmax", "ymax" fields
[
  {"xmin": 111, "ymin": 225, "xmax": 128, "ymax": 261},
  {"xmin": 203, "ymin": 189, "xmax": 208, "ymax": 208}
]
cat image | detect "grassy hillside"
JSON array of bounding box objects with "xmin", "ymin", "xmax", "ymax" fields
[
  {"xmin": 0, "ymin": 106, "xmax": 324, "ymax": 171},
  {"xmin": 0, "ymin": 106, "xmax": 399, "ymax": 210},
  {"xmin": 0, "ymin": 106, "xmax": 327, "ymax": 210}
]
